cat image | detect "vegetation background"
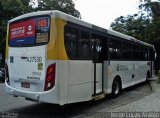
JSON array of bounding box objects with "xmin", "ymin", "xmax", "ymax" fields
[
  {"xmin": 0, "ymin": 0, "xmax": 160, "ymax": 70},
  {"xmin": 0, "ymin": 0, "xmax": 81, "ymax": 67}
]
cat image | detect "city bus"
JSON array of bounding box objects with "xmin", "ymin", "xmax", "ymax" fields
[{"xmin": 5, "ymin": 10, "xmax": 156, "ymax": 105}]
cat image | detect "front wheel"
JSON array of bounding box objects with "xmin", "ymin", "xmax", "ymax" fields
[{"xmin": 111, "ymin": 78, "xmax": 121, "ymax": 98}]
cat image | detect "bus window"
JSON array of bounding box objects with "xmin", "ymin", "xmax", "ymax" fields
[
  {"xmin": 78, "ymin": 31, "xmax": 90, "ymax": 59},
  {"xmin": 122, "ymin": 42, "xmax": 131, "ymax": 60},
  {"xmin": 109, "ymin": 39, "xmax": 122, "ymax": 60},
  {"xmin": 139, "ymin": 46, "xmax": 149, "ymax": 60},
  {"xmin": 91, "ymin": 34, "xmax": 107, "ymax": 63},
  {"xmin": 150, "ymin": 48, "xmax": 156, "ymax": 60},
  {"xmin": 64, "ymin": 26, "xmax": 78, "ymax": 59},
  {"xmin": 140, "ymin": 46, "xmax": 144, "ymax": 60},
  {"xmin": 145, "ymin": 48, "xmax": 150, "ymax": 61},
  {"xmin": 132, "ymin": 44, "xmax": 140, "ymax": 60}
]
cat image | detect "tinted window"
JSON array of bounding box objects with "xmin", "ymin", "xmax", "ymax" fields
[
  {"xmin": 139, "ymin": 46, "xmax": 150, "ymax": 60},
  {"xmin": 91, "ymin": 34, "xmax": 107, "ymax": 62},
  {"xmin": 145, "ymin": 47, "xmax": 150, "ymax": 60},
  {"xmin": 64, "ymin": 26, "xmax": 78, "ymax": 59},
  {"xmin": 150, "ymin": 48, "xmax": 155, "ymax": 60},
  {"xmin": 64, "ymin": 25, "xmax": 91, "ymax": 60},
  {"xmin": 77, "ymin": 31, "xmax": 90, "ymax": 59},
  {"xmin": 122, "ymin": 42, "xmax": 131, "ymax": 60},
  {"xmin": 109, "ymin": 39, "xmax": 122, "ymax": 60},
  {"xmin": 132, "ymin": 44, "xmax": 140, "ymax": 60}
]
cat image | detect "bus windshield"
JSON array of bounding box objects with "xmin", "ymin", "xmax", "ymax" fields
[{"xmin": 9, "ymin": 16, "xmax": 50, "ymax": 47}]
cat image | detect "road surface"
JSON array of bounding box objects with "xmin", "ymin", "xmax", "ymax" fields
[{"xmin": 0, "ymin": 81, "xmax": 153, "ymax": 118}]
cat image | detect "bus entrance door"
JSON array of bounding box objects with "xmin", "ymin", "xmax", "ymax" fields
[{"xmin": 92, "ymin": 38, "xmax": 104, "ymax": 95}]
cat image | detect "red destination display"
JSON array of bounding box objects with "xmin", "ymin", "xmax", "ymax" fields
[{"xmin": 10, "ymin": 20, "xmax": 36, "ymax": 40}]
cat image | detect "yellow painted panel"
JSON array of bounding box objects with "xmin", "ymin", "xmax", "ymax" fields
[
  {"xmin": 47, "ymin": 17, "xmax": 68, "ymax": 60},
  {"xmin": 56, "ymin": 19, "xmax": 68, "ymax": 60},
  {"xmin": 5, "ymin": 24, "xmax": 9, "ymax": 59},
  {"xmin": 47, "ymin": 18, "xmax": 57, "ymax": 60}
]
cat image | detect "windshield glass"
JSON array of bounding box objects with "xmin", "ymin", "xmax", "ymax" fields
[{"xmin": 9, "ymin": 16, "xmax": 50, "ymax": 47}]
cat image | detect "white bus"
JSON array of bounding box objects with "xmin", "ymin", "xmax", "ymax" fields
[{"xmin": 5, "ymin": 11, "xmax": 156, "ymax": 105}]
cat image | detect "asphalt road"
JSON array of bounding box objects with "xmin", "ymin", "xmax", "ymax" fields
[{"xmin": 0, "ymin": 81, "xmax": 153, "ymax": 118}]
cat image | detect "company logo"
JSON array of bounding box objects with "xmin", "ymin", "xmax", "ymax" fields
[{"xmin": 28, "ymin": 25, "xmax": 32, "ymax": 31}]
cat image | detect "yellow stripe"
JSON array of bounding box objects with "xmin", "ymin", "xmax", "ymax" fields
[
  {"xmin": 47, "ymin": 18, "xmax": 57, "ymax": 60},
  {"xmin": 47, "ymin": 18, "xmax": 68, "ymax": 60},
  {"xmin": 5, "ymin": 24, "xmax": 9, "ymax": 59},
  {"xmin": 57, "ymin": 18, "xmax": 68, "ymax": 60}
]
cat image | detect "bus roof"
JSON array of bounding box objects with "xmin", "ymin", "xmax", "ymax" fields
[{"xmin": 9, "ymin": 10, "xmax": 153, "ymax": 48}]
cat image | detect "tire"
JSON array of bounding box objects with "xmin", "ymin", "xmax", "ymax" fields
[{"xmin": 111, "ymin": 78, "xmax": 121, "ymax": 98}]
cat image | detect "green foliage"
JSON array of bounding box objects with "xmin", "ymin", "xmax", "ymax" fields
[
  {"xmin": 36, "ymin": 0, "xmax": 81, "ymax": 18},
  {"xmin": 0, "ymin": 0, "xmax": 34, "ymax": 42},
  {"xmin": 0, "ymin": 0, "xmax": 80, "ymax": 67},
  {"xmin": 0, "ymin": 0, "xmax": 35, "ymax": 66},
  {"xmin": 111, "ymin": 14, "xmax": 150, "ymax": 42},
  {"xmin": 110, "ymin": 0, "xmax": 160, "ymax": 44}
]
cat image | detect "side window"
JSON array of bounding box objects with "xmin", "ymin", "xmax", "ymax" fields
[
  {"xmin": 150, "ymin": 48, "xmax": 155, "ymax": 61},
  {"xmin": 140, "ymin": 46, "xmax": 149, "ymax": 60},
  {"xmin": 145, "ymin": 47, "xmax": 150, "ymax": 61},
  {"xmin": 64, "ymin": 25, "xmax": 91, "ymax": 60},
  {"xmin": 91, "ymin": 34, "xmax": 107, "ymax": 62},
  {"xmin": 64, "ymin": 26, "xmax": 78, "ymax": 59},
  {"xmin": 132, "ymin": 44, "xmax": 140, "ymax": 60},
  {"xmin": 140, "ymin": 46, "xmax": 145, "ymax": 60},
  {"xmin": 122, "ymin": 42, "xmax": 131, "ymax": 60},
  {"xmin": 78, "ymin": 31, "xmax": 90, "ymax": 59},
  {"xmin": 109, "ymin": 39, "xmax": 121, "ymax": 60}
]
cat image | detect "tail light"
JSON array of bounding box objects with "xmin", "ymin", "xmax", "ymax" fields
[
  {"xmin": 5, "ymin": 63, "xmax": 10, "ymax": 85},
  {"xmin": 44, "ymin": 64, "xmax": 56, "ymax": 91}
]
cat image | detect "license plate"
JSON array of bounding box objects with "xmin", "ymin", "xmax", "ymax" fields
[{"xmin": 21, "ymin": 82, "xmax": 30, "ymax": 88}]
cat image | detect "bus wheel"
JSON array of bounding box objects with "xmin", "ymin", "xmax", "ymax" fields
[{"xmin": 111, "ymin": 78, "xmax": 121, "ymax": 98}]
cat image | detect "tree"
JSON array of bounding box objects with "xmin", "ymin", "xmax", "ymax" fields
[
  {"xmin": 140, "ymin": 1, "xmax": 160, "ymax": 43},
  {"xmin": 36, "ymin": 0, "xmax": 81, "ymax": 18},
  {"xmin": 0, "ymin": 0, "xmax": 35, "ymax": 67},
  {"xmin": 0, "ymin": 0, "xmax": 81, "ymax": 67},
  {"xmin": 110, "ymin": 0, "xmax": 160, "ymax": 44},
  {"xmin": 0, "ymin": 0, "xmax": 35, "ymax": 40},
  {"xmin": 111, "ymin": 14, "xmax": 150, "ymax": 42}
]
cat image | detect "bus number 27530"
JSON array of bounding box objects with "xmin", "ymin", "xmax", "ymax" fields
[{"xmin": 26, "ymin": 57, "xmax": 42, "ymax": 62}]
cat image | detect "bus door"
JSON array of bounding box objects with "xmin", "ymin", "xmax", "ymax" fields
[
  {"xmin": 91, "ymin": 36, "xmax": 106, "ymax": 95},
  {"xmin": 150, "ymin": 48, "xmax": 156, "ymax": 77}
]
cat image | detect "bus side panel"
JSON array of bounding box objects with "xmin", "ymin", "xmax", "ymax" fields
[
  {"xmin": 68, "ymin": 61, "xmax": 92, "ymax": 103},
  {"xmin": 56, "ymin": 18, "xmax": 69, "ymax": 105},
  {"xmin": 107, "ymin": 61, "xmax": 149, "ymax": 91},
  {"xmin": 58, "ymin": 60, "xmax": 69, "ymax": 105},
  {"xmin": 103, "ymin": 61, "xmax": 112, "ymax": 94}
]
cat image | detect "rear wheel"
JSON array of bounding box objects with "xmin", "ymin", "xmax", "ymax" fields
[{"xmin": 111, "ymin": 78, "xmax": 121, "ymax": 98}]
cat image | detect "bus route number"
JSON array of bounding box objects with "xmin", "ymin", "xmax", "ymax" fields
[
  {"xmin": 38, "ymin": 19, "xmax": 47, "ymax": 28},
  {"xmin": 26, "ymin": 57, "xmax": 42, "ymax": 63}
]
